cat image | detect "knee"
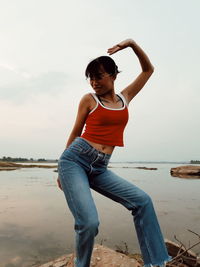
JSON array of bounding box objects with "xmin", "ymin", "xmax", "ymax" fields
[
  {"xmin": 139, "ymin": 192, "xmax": 152, "ymax": 206},
  {"xmin": 131, "ymin": 192, "xmax": 153, "ymax": 216},
  {"xmin": 86, "ymin": 219, "xmax": 99, "ymax": 236},
  {"xmin": 132, "ymin": 191, "xmax": 152, "ymax": 210},
  {"xmin": 76, "ymin": 219, "xmax": 99, "ymax": 236}
]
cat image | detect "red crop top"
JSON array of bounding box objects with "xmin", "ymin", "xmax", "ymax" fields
[{"xmin": 81, "ymin": 93, "xmax": 129, "ymax": 146}]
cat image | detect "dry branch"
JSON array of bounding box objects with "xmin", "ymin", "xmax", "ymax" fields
[{"xmin": 166, "ymin": 230, "xmax": 200, "ymax": 267}]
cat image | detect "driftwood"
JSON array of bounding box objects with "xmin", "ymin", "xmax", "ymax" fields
[
  {"xmin": 134, "ymin": 167, "xmax": 158, "ymax": 170},
  {"xmin": 166, "ymin": 230, "xmax": 200, "ymax": 267}
]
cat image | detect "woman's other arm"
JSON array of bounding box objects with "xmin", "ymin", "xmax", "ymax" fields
[
  {"xmin": 108, "ymin": 39, "xmax": 154, "ymax": 104},
  {"xmin": 57, "ymin": 93, "xmax": 92, "ymax": 190},
  {"xmin": 66, "ymin": 93, "xmax": 92, "ymax": 148}
]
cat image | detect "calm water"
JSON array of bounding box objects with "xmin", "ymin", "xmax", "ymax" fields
[{"xmin": 0, "ymin": 163, "xmax": 200, "ymax": 267}]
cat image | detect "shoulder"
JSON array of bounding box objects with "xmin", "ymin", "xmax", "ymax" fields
[
  {"xmin": 79, "ymin": 93, "xmax": 97, "ymax": 112},
  {"xmin": 80, "ymin": 93, "xmax": 93, "ymax": 101}
]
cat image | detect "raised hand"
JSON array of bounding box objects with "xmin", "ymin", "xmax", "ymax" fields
[{"xmin": 107, "ymin": 38, "xmax": 134, "ymax": 55}]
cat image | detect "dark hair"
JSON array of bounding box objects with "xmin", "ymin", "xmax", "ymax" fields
[{"xmin": 85, "ymin": 56, "xmax": 120, "ymax": 79}]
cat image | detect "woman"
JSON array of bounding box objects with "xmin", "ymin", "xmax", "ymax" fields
[{"xmin": 58, "ymin": 39, "xmax": 171, "ymax": 267}]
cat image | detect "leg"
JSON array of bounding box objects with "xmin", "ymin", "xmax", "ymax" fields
[
  {"xmin": 58, "ymin": 158, "xmax": 99, "ymax": 267},
  {"xmin": 89, "ymin": 170, "xmax": 171, "ymax": 267}
]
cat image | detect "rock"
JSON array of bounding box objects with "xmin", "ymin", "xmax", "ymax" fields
[
  {"xmin": 38, "ymin": 244, "xmax": 141, "ymax": 267},
  {"xmin": 89, "ymin": 244, "xmax": 141, "ymax": 267},
  {"xmin": 38, "ymin": 254, "xmax": 72, "ymax": 267},
  {"xmin": 170, "ymin": 165, "xmax": 200, "ymax": 179}
]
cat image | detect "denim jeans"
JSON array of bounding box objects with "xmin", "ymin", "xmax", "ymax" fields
[{"xmin": 58, "ymin": 137, "xmax": 171, "ymax": 267}]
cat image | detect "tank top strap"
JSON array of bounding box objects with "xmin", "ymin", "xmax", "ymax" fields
[
  {"xmin": 89, "ymin": 93, "xmax": 99, "ymax": 114},
  {"xmin": 118, "ymin": 93, "xmax": 129, "ymax": 107},
  {"xmin": 90, "ymin": 93, "xmax": 100, "ymax": 103}
]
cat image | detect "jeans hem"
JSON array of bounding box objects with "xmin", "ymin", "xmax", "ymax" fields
[{"xmin": 143, "ymin": 255, "xmax": 172, "ymax": 267}]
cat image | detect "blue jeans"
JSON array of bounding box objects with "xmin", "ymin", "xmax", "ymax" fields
[{"xmin": 58, "ymin": 137, "xmax": 171, "ymax": 267}]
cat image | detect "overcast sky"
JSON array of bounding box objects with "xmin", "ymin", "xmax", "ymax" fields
[{"xmin": 0, "ymin": 0, "xmax": 199, "ymax": 162}]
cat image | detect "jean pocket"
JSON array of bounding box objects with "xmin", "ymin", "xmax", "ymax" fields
[{"xmin": 69, "ymin": 143, "xmax": 91, "ymax": 155}]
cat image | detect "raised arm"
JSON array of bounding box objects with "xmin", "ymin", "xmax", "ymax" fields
[{"xmin": 108, "ymin": 38, "xmax": 154, "ymax": 104}]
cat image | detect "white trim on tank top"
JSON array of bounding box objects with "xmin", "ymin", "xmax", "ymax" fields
[{"xmin": 89, "ymin": 93, "xmax": 128, "ymax": 114}]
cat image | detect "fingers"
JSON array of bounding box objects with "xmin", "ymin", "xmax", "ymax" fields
[
  {"xmin": 57, "ymin": 178, "xmax": 63, "ymax": 191},
  {"xmin": 107, "ymin": 49, "xmax": 115, "ymax": 55},
  {"xmin": 107, "ymin": 45, "xmax": 121, "ymax": 55},
  {"xmin": 107, "ymin": 39, "xmax": 133, "ymax": 55}
]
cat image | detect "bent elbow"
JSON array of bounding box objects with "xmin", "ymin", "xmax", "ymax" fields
[
  {"xmin": 144, "ymin": 65, "xmax": 154, "ymax": 75},
  {"xmin": 147, "ymin": 66, "xmax": 154, "ymax": 77},
  {"xmin": 149, "ymin": 65, "xmax": 154, "ymax": 73}
]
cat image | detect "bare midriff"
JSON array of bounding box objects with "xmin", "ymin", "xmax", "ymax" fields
[{"xmin": 81, "ymin": 138, "xmax": 114, "ymax": 155}]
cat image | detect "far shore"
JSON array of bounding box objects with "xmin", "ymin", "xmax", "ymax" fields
[
  {"xmin": 1, "ymin": 161, "xmax": 199, "ymax": 179},
  {"xmin": 0, "ymin": 161, "xmax": 57, "ymax": 171},
  {"xmin": 0, "ymin": 161, "xmax": 159, "ymax": 172}
]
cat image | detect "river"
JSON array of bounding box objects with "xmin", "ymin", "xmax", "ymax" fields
[{"xmin": 0, "ymin": 163, "xmax": 199, "ymax": 267}]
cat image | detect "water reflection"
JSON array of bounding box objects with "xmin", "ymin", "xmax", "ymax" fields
[
  {"xmin": 171, "ymin": 173, "xmax": 200, "ymax": 179},
  {"xmin": 0, "ymin": 223, "xmax": 67, "ymax": 266}
]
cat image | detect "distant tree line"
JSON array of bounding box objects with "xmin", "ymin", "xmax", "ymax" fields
[
  {"xmin": 0, "ymin": 156, "xmax": 47, "ymax": 162},
  {"xmin": 190, "ymin": 160, "xmax": 200, "ymax": 164}
]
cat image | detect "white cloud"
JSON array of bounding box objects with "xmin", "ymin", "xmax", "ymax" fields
[
  {"xmin": 0, "ymin": 63, "xmax": 31, "ymax": 78},
  {"xmin": 0, "ymin": 70, "xmax": 68, "ymax": 102}
]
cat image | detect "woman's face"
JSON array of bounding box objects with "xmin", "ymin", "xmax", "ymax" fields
[{"xmin": 89, "ymin": 72, "xmax": 116, "ymax": 95}]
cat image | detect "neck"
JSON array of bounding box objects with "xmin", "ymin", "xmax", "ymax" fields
[{"xmin": 98, "ymin": 91, "xmax": 118, "ymax": 103}]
